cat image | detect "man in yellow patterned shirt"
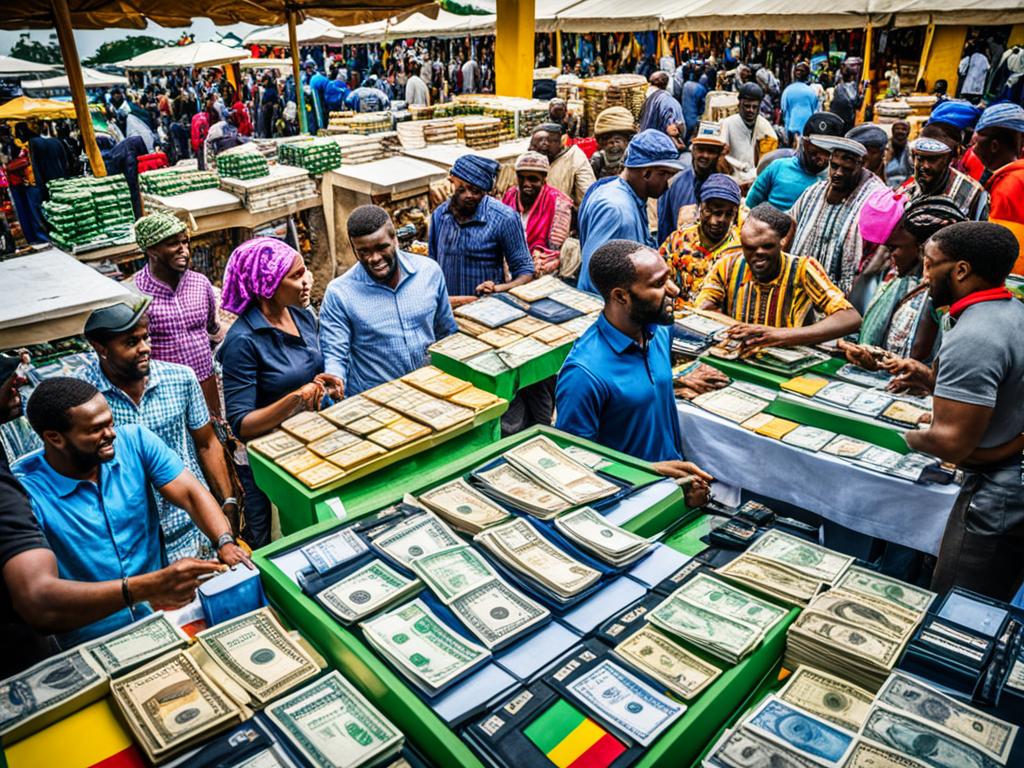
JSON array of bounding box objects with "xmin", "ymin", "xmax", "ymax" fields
[
  {"xmin": 659, "ymin": 173, "xmax": 742, "ymax": 308},
  {"xmin": 696, "ymin": 203, "xmax": 861, "ymax": 349}
]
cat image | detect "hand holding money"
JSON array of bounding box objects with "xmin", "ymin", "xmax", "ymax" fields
[
  {"xmin": 651, "ymin": 460, "xmax": 713, "ymax": 507},
  {"xmin": 136, "ymin": 558, "xmax": 226, "ymax": 609}
]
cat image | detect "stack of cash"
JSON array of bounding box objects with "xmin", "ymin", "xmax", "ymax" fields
[
  {"xmin": 553, "ymin": 506, "xmax": 652, "ymax": 566},
  {"xmin": 140, "ymin": 168, "xmax": 219, "ymax": 196},
  {"xmin": 648, "ymin": 573, "xmax": 788, "ymax": 664},
  {"xmin": 83, "ymin": 612, "xmax": 190, "ymax": 676},
  {"xmin": 472, "ymin": 461, "xmax": 571, "ymax": 519},
  {"xmin": 417, "ymin": 477, "xmax": 510, "ymax": 534},
  {"xmin": 0, "ymin": 647, "xmax": 109, "ymax": 744},
  {"xmin": 216, "ymin": 148, "xmax": 270, "ymax": 179},
  {"xmin": 369, "ymin": 512, "xmax": 462, "ymax": 568},
  {"xmin": 278, "ymin": 138, "xmax": 343, "ymax": 175},
  {"xmin": 110, "ymin": 650, "xmax": 244, "ymax": 762},
  {"xmin": 317, "ymin": 559, "xmax": 422, "ymax": 623},
  {"xmin": 785, "ymin": 569, "xmax": 933, "ymax": 690},
  {"xmin": 612, "ymin": 625, "xmax": 722, "ymax": 701},
  {"xmin": 454, "ymin": 296, "xmax": 527, "ymax": 328},
  {"xmin": 504, "ymin": 435, "xmax": 619, "ymax": 506},
  {"xmin": 195, "ymin": 608, "xmax": 321, "ymax": 706},
  {"xmin": 428, "ymin": 332, "xmax": 493, "ymax": 361},
  {"xmin": 475, "ymin": 518, "xmax": 601, "ymax": 603},
  {"xmin": 704, "ymin": 667, "xmax": 1019, "ymax": 768},
  {"xmin": 361, "ymin": 598, "xmax": 491, "ymax": 695},
  {"xmin": 409, "ymin": 544, "xmax": 550, "ymax": 649},
  {"xmin": 265, "ymin": 671, "xmax": 404, "ymax": 768}
]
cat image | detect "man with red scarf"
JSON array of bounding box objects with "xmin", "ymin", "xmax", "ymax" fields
[
  {"xmin": 502, "ymin": 151, "xmax": 574, "ymax": 277},
  {"xmin": 889, "ymin": 222, "xmax": 1024, "ymax": 601}
]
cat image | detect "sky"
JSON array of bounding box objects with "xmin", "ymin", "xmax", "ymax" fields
[{"xmin": 0, "ymin": 19, "xmax": 258, "ymax": 60}]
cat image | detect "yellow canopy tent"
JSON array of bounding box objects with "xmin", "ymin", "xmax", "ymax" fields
[{"xmin": 0, "ymin": 96, "xmax": 78, "ymax": 121}]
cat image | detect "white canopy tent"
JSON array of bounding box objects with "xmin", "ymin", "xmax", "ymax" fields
[
  {"xmin": 0, "ymin": 55, "xmax": 56, "ymax": 77},
  {"xmin": 238, "ymin": 57, "xmax": 294, "ymax": 72},
  {"xmin": 552, "ymin": 0, "xmax": 677, "ymax": 32},
  {"xmin": 885, "ymin": 0, "xmax": 1024, "ymax": 26},
  {"xmin": 242, "ymin": 18, "xmax": 348, "ymax": 46},
  {"xmin": 21, "ymin": 66, "xmax": 128, "ymax": 91},
  {"xmin": 339, "ymin": 9, "xmax": 497, "ymax": 44},
  {"xmin": 117, "ymin": 42, "xmax": 248, "ymax": 70},
  {"xmin": 662, "ymin": 0, "xmax": 885, "ymax": 32}
]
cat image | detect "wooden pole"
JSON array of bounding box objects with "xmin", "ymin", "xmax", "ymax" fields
[
  {"xmin": 495, "ymin": 0, "xmax": 535, "ymax": 97},
  {"xmin": 858, "ymin": 24, "xmax": 873, "ymax": 124},
  {"xmin": 915, "ymin": 23, "xmax": 936, "ymax": 91},
  {"xmin": 555, "ymin": 29, "xmax": 562, "ymax": 71},
  {"xmin": 50, "ymin": 0, "xmax": 106, "ymax": 176},
  {"xmin": 287, "ymin": 8, "xmax": 308, "ymax": 134}
]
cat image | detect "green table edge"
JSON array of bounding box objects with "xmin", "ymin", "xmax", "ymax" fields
[{"xmin": 430, "ymin": 341, "xmax": 572, "ymax": 400}]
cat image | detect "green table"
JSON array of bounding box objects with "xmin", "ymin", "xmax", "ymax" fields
[
  {"xmin": 430, "ymin": 341, "xmax": 572, "ymax": 400},
  {"xmin": 255, "ymin": 429, "xmax": 795, "ymax": 768},
  {"xmin": 249, "ymin": 401, "xmax": 506, "ymax": 536},
  {"xmin": 700, "ymin": 356, "xmax": 908, "ymax": 451}
]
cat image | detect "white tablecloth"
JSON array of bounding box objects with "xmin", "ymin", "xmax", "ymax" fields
[{"xmin": 677, "ymin": 402, "xmax": 961, "ymax": 555}]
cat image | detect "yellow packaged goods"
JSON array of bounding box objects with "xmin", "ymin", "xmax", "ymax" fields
[
  {"xmin": 505, "ymin": 316, "xmax": 551, "ymax": 335},
  {"xmin": 248, "ymin": 431, "xmax": 304, "ymax": 459},
  {"xmin": 780, "ymin": 375, "xmax": 831, "ymax": 397},
  {"xmin": 306, "ymin": 430, "xmax": 362, "ymax": 458},
  {"xmin": 327, "ymin": 440, "xmax": 386, "ymax": 470},
  {"xmin": 740, "ymin": 413, "xmax": 775, "ymax": 431},
  {"xmin": 477, "ymin": 328, "xmax": 525, "ymax": 348},
  {"xmin": 389, "ymin": 417, "xmax": 433, "ymax": 440},
  {"xmin": 881, "ymin": 400, "xmax": 930, "ymax": 427},
  {"xmin": 449, "ymin": 386, "xmax": 500, "ymax": 411},
  {"xmin": 275, "ymin": 449, "xmax": 324, "ymax": 475},
  {"xmin": 367, "ymin": 427, "xmax": 416, "ymax": 450},
  {"xmin": 297, "ymin": 462, "xmax": 347, "ymax": 488},
  {"xmin": 346, "ymin": 415, "xmax": 391, "ymax": 437},
  {"xmin": 754, "ymin": 417, "xmax": 800, "ymax": 440},
  {"xmin": 401, "ymin": 366, "xmax": 447, "ymax": 386},
  {"xmin": 406, "ymin": 372, "xmax": 472, "ymax": 399},
  {"xmin": 321, "ymin": 395, "xmax": 378, "ymax": 426},
  {"xmin": 281, "ymin": 412, "xmax": 336, "ymax": 442}
]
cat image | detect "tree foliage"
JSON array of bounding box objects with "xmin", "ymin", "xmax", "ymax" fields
[
  {"xmin": 84, "ymin": 36, "xmax": 167, "ymax": 66},
  {"xmin": 10, "ymin": 35, "xmax": 62, "ymax": 65}
]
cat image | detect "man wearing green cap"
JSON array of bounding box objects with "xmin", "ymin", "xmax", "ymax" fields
[{"xmin": 131, "ymin": 212, "xmax": 223, "ymax": 417}]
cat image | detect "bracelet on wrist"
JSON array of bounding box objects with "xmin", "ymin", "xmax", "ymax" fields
[
  {"xmin": 221, "ymin": 496, "xmax": 238, "ymax": 509},
  {"xmin": 215, "ymin": 532, "xmax": 236, "ymax": 550},
  {"xmin": 121, "ymin": 575, "xmax": 134, "ymax": 607}
]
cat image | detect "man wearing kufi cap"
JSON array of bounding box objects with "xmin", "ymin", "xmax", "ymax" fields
[
  {"xmin": 660, "ymin": 173, "xmax": 743, "ymax": 306},
  {"xmin": 578, "ymin": 130, "xmax": 686, "ymax": 294},
  {"xmin": 590, "ymin": 107, "xmax": 635, "ymax": 180},
  {"xmin": 656, "ymin": 120, "xmax": 728, "ymax": 244},
  {"xmin": 973, "ymin": 102, "xmax": 1024, "ymax": 273},
  {"xmin": 529, "ymin": 122, "xmax": 595, "ymax": 207},
  {"xmin": 502, "ymin": 152, "xmax": 574, "ymax": 277},
  {"xmin": 790, "ymin": 134, "xmax": 886, "ymax": 298},
  {"xmin": 898, "ymin": 125, "xmax": 988, "ymax": 221},
  {"xmin": 428, "ymin": 153, "xmax": 535, "ymax": 304},
  {"xmin": 131, "ymin": 211, "xmax": 223, "ymax": 417},
  {"xmin": 746, "ymin": 112, "xmax": 842, "ymax": 212},
  {"xmin": 720, "ymin": 81, "xmax": 779, "ymax": 182}
]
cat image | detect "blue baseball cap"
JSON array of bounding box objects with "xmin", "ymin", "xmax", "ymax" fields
[{"xmin": 624, "ymin": 129, "xmax": 687, "ymax": 171}]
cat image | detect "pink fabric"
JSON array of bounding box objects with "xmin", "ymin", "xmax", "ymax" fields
[
  {"xmin": 221, "ymin": 237, "xmax": 298, "ymax": 315},
  {"xmin": 859, "ymin": 186, "xmax": 907, "ymax": 245},
  {"xmin": 502, "ymin": 183, "xmax": 572, "ymax": 254}
]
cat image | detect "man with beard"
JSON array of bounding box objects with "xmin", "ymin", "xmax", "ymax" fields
[
  {"xmin": 746, "ymin": 113, "xmax": 841, "ymax": 211},
  {"xmin": 720, "ymin": 82, "xmax": 778, "ymax": 183},
  {"xmin": 789, "ymin": 135, "xmax": 885, "ymax": 296},
  {"xmin": 892, "ymin": 222, "xmax": 1024, "ymax": 601},
  {"xmin": 502, "ymin": 152, "xmax": 574, "ymax": 276},
  {"xmin": 590, "ymin": 107, "xmax": 635, "ymax": 180},
  {"xmin": 428, "ymin": 154, "xmax": 535, "ymax": 306},
  {"xmin": 555, "ymin": 239, "xmax": 713, "ymax": 505},
  {"xmin": 885, "ymin": 120, "xmax": 913, "ymax": 189},
  {"xmin": 321, "ymin": 205, "xmax": 457, "ymax": 396},
  {"xmin": 529, "ymin": 123, "xmax": 595, "ymax": 208},
  {"xmin": 898, "ymin": 129, "xmax": 988, "ymax": 220},
  {"xmin": 656, "ymin": 121, "xmax": 727, "ymax": 246},
  {"xmin": 578, "ymin": 130, "xmax": 685, "ymax": 294},
  {"xmin": 78, "ymin": 301, "xmax": 238, "ymax": 563},
  {"xmin": 972, "ymin": 103, "xmax": 1024, "ymax": 273},
  {"xmin": 697, "ymin": 203, "xmax": 860, "ymax": 346},
  {"xmin": 12, "ymin": 377, "xmax": 248, "ymax": 646},
  {"xmin": 131, "ymin": 212, "xmax": 223, "ymax": 417}
]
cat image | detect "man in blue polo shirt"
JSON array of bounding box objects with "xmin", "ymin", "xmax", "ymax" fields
[
  {"xmin": 13, "ymin": 377, "xmax": 248, "ymax": 646},
  {"xmin": 555, "ymin": 239, "xmax": 711, "ymax": 506}
]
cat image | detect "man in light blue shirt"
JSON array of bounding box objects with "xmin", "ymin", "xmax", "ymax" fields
[
  {"xmin": 555, "ymin": 239, "xmax": 711, "ymax": 506},
  {"xmin": 13, "ymin": 378, "xmax": 246, "ymax": 646},
  {"xmin": 578, "ymin": 130, "xmax": 685, "ymax": 294},
  {"xmin": 321, "ymin": 205, "xmax": 458, "ymax": 395},
  {"xmin": 781, "ymin": 62, "xmax": 821, "ymax": 145}
]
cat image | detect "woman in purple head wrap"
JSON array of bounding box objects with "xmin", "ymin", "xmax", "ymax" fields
[{"xmin": 217, "ymin": 237, "xmax": 343, "ymax": 546}]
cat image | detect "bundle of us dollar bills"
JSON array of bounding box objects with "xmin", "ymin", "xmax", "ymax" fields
[{"xmin": 553, "ymin": 506, "xmax": 653, "ymax": 566}]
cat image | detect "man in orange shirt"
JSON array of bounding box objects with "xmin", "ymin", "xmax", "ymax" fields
[{"xmin": 973, "ymin": 103, "xmax": 1024, "ymax": 274}]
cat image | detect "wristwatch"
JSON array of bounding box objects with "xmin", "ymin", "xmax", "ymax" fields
[
  {"xmin": 215, "ymin": 532, "xmax": 236, "ymax": 550},
  {"xmin": 221, "ymin": 496, "xmax": 239, "ymax": 510}
]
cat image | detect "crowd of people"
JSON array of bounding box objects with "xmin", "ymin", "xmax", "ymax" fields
[{"xmin": 1, "ymin": 32, "xmax": 1024, "ymax": 689}]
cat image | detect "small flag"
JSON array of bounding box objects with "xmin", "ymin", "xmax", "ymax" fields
[{"xmin": 524, "ymin": 699, "xmax": 627, "ymax": 768}]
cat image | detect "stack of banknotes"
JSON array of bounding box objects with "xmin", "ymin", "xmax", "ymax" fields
[
  {"xmin": 647, "ymin": 573, "xmax": 789, "ymax": 664},
  {"xmin": 417, "ymin": 477, "xmax": 511, "ymax": 534},
  {"xmin": 704, "ymin": 666, "xmax": 1019, "ymax": 767},
  {"xmin": 553, "ymin": 506, "xmax": 653, "ymax": 566},
  {"xmin": 785, "ymin": 568, "xmax": 936, "ymax": 691},
  {"xmin": 716, "ymin": 529, "xmax": 855, "ymax": 605}
]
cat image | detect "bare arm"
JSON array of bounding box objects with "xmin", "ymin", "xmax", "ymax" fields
[
  {"xmin": 3, "ymin": 549, "xmax": 222, "ymax": 633},
  {"xmin": 190, "ymin": 422, "xmax": 234, "ymax": 503},
  {"xmin": 157, "ymin": 471, "xmax": 250, "ymax": 566},
  {"xmin": 727, "ymin": 308, "xmax": 862, "ymax": 349},
  {"xmin": 237, "ymin": 383, "xmax": 320, "ymax": 441},
  {"xmin": 905, "ymin": 397, "xmax": 994, "ymax": 464}
]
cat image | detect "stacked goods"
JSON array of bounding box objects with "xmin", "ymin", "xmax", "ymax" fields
[
  {"xmin": 704, "ymin": 90, "xmax": 739, "ymax": 121},
  {"xmin": 333, "ymin": 133, "xmax": 390, "ymax": 165},
  {"xmin": 219, "ymin": 164, "xmax": 317, "ymax": 213},
  {"xmin": 581, "ymin": 74, "xmax": 647, "ymax": 129},
  {"xmin": 397, "ymin": 118, "xmax": 458, "ymax": 148},
  {"xmin": 140, "ymin": 167, "xmax": 219, "ymax": 197},
  {"xmin": 328, "ymin": 109, "xmax": 356, "ymax": 130},
  {"xmin": 455, "ymin": 115, "xmax": 502, "ymax": 149},
  {"xmin": 44, "ymin": 175, "xmax": 134, "ymax": 250},
  {"xmin": 905, "ymin": 93, "xmax": 938, "ymax": 116},
  {"xmin": 216, "ymin": 146, "xmax": 270, "ymax": 180},
  {"xmin": 556, "ymin": 73, "xmax": 582, "ymax": 101},
  {"xmin": 278, "ymin": 137, "xmax": 343, "ymax": 175},
  {"xmin": 874, "ymin": 99, "xmax": 912, "ymax": 121},
  {"xmin": 408, "ymin": 104, "xmax": 435, "ymax": 120},
  {"xmin": 347, "ymin": 112, "xmax": 392, "ymax": 135},
  {"xmin": 249, "ymin": 137, "xmax": 280, "ymax": 162}
]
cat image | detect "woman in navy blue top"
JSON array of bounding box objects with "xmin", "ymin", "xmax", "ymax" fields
[{"xmin": 218, "ymin": 238, "xmax": 342, "ymax": 546}]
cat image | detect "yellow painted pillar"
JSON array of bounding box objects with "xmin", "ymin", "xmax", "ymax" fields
[
  {"xmin": 858, "ymin": 25, "xmax": 873, "ymax": 124},
  {"xmin": 496, "ymin": 0, "xmax": 535, "ymax": 97},
  {"xmin": 287, "ymin": 9, "xmax": 308, "ymax": 134},
  {"xmin": 555, "ymin": 29, "xmax": 562, "ymax": 70},
  {"xmin": 920, "ymin": 25, "xmax": 968, "ymax": 93},
  {"xmin": 50, "ymin": 0, "xmax": 106, "ymax": 176},
  {"xmin": 915, "ymin": 23, "xmax": 935, "ymax": 91}
]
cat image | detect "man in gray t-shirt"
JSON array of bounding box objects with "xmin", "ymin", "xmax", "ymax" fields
[{"xmin": 895, "ymin": 221, "xmax": 1024, "ymax": 601}]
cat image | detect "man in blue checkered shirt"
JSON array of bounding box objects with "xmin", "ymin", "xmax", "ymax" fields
[{"xmin": 78, "ymin": 300, "xmax": 239, "ymax": 562}]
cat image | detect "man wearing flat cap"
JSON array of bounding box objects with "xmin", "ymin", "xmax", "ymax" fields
[
  {"xmin": 790, "ymin": 135, "xmax": 885, "ymax": 297},
  {"xmin": 898, "ymin": 125, "xmax": 988, "ymax": 220},
  {"xmin": 428, "ymin": 154, "xmax": 535, "ymax": 307},
  {"xmin": 747, "ymin": 112, "xmax": 842, "ymax": 212},
  {"xmin": 973, "ymin": 102, "xmax": 1024, "ymax": 272},
  {"xmin": 131, "ymin": 211, "xmax": 223, "ymax": 417},
  {"xmin": 530, "ymin": 122, "xmax": 595, "ymax": 208},
  {"xmin": 721, "ymin": 82, "xmax": 778, "ymax": 183},
  {"xmin": 846, "ymin": 124, "xmax": 889, "ymax": 182},
  {"xmin": 657, "ymin": 120, "xmax": 729, "ymax": 245}
]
